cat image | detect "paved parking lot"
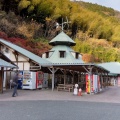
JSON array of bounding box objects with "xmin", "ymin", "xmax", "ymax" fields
[{"xmin": 0, "ymin": 86, "xmax": 120, "ymax": 103}]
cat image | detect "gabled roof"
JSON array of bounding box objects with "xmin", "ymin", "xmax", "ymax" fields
[
  {"xmin": 0, "ymin": 51, "xmax": 18, "ymax": 68},
  {"xmin": 0, "ymin": 51, "xmax": 17, "ymax": 66},
  {"xmin": 49, "ymin": 31, "xmax": 76, "ymax": 46},
  {"xmin": 0, "ymin": 39, "xmax": 51, "ymax": 66},
  {"xmin": 98, "ymin": 62, "xmax": 120, "ymax": 74},
  {"xmin": 0, "ymin": 58, "xmax": 17, "ymax": 68}
]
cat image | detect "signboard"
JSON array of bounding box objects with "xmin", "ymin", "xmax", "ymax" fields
[
  {"xmin": 118, "ymin": 76, "xmax": 120, "ymax": 86},
  {"xmin": 86, "ymin": 74, "xmax": 100, "ymax": 94}
]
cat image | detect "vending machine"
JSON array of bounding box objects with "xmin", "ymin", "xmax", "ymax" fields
[
  {"xmin": 36, "ymin": 71, "xmax": 44, "ymax": 89},
  {"xmin": 22, "ymin": 71, "xmax": 36, "ymax": 90},
  {"xmin": 22, "ymin": 71, "xmax": 44, "ymax": 90}
]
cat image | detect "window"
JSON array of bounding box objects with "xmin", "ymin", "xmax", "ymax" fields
[
  {"xmin": 76, "ymin": 52, "xmax": 79, "ymax": 59},
  {"xmin": 59, "ymin": 51, "xmax": 65, "ymax": 58},
  {"xmin": 46, "ymin": 52, "xmax": 49, "ymax": 58}
]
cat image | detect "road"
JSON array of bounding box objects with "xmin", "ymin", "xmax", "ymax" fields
[
  {"xmin": 0, "ymin": 86, "xmax": 120, "ymax": 120},
  {"xmin": 0, "ymin": 101, "xmax": 120, "ymax": 120}
]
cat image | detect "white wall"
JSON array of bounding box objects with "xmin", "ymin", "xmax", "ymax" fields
[{"xmin": 2, "ymin": 47, "xmax": 30, "ymax": 71}]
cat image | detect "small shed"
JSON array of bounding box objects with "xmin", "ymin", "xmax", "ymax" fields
[
  {"xmin": 98, "ymin": 62, "xmax": 120, "ymax": 75},
  {"xmin": 98, "ymin": 62, "xmax": 120, "ymax": 86}
]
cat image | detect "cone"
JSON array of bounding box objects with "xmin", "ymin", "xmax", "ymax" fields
[
  {"xmin": 78, "ymin": 88, "xmax": 82, "ymax": 96},
  {"xmin": 78, "ymin": 91, "xmax": 82, "ymax": 96}
]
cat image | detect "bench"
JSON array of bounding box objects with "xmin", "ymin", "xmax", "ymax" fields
[{"xmin": 57, "ymin": 84, "xmax": 74, "ymax": 92}]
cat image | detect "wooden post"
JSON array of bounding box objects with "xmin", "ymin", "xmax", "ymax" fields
[
  {"xmin": 64, "ymin": 69, "xmax": 66, "ymax": 85},
  {"xmin": 78, "ymin": 72, "xmax": 80, "ymax": 83},
  {"xmin": 48, "ymin": 67, "xmax": 58, "ymax": 91},
  {"xmin": 0, "ymin": 67, "xmax": 4, "ymax": 93},
  {"xmin": 52, "ymin": 68, "xmax": 55, "ymax": 91},
  {"xmin": 72, "ymin": 71, "xmax": 75, "ymax": 85}
]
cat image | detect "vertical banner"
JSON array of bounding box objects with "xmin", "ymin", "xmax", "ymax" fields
[
  {"xmin": 93, "ymin": 75, "xmax": 100, "ymax": 93},
  {"xmin": 117, "ymin": 76, "xmax": 120, "ymax": 86},
  {"xmin": 91, "ymin": 75, "xmax": 93, "ymax": 92},
  {"xmin": 86, "ymin": 74, "xmax": 90, "ymax": 93},
  {"xmin": 98, "ymin": 75, "xmax": 100, "ymax": 91},
  {"xmin": 93, "ymin": 75, "xmax": 97, "ymax": 93}
]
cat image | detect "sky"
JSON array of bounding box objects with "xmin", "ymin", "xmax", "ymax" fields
[{"xmin": 81, "ymin": 0, "xmax": 120, "ymax": 12}]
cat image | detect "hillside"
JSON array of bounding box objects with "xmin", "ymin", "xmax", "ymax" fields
[{"xmin": 0, "ymin": 0, "xmax": 120, "ymax": 62}]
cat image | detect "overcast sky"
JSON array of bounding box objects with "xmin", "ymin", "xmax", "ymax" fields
[{"xmin": 81, "ymin": 0, "xmax": 120, "ymax": 11}]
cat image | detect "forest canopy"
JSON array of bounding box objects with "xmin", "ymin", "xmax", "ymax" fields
[{"xmin": 1, "ymin": 0, "xmax": 120, "ymax": 62}]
